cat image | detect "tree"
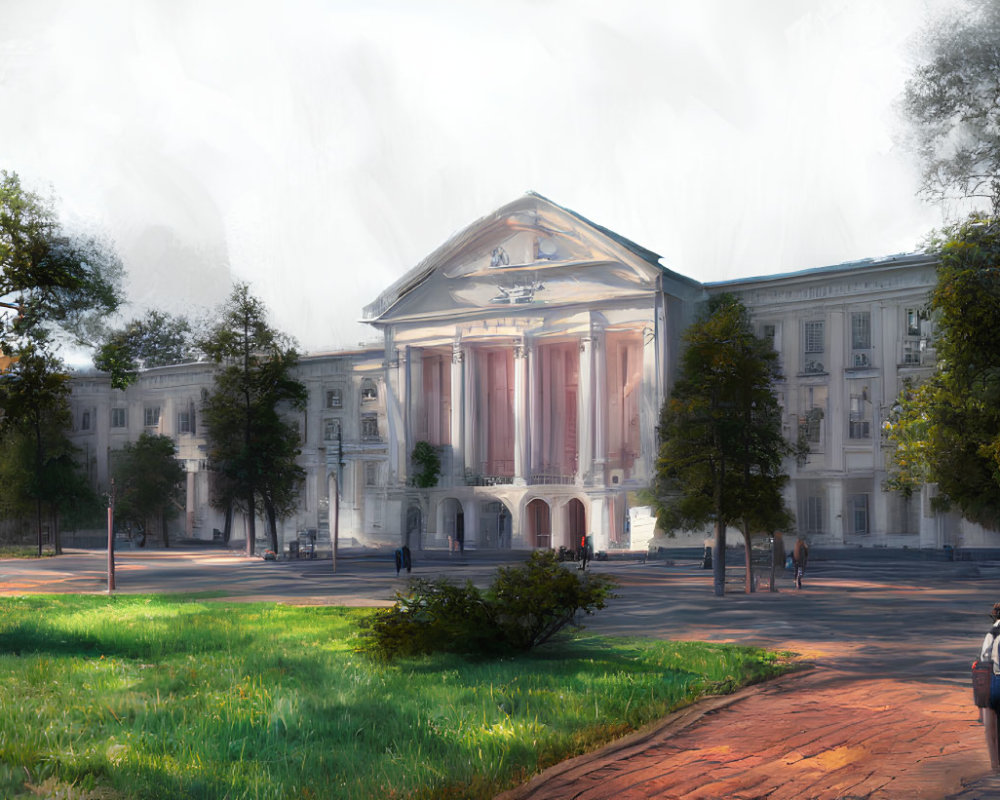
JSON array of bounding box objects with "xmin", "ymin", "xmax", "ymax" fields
[
  {"xmin": 903, "ymin": 0, "xmax": 1000, "ymax": 212},
  {"xmin": 411, "ymin": 441, "xmax": 441, "ymax": 488},
  {"xmin": 886, "ymin": 214, "xmax": 1000, "ymax": 529},
  {"xmin": 200, "ymin": 283, "xmax": 307, "ymax": 555},
  {"xmin": 0, "ymin": 342, "xmax": 95, "ymax": 554},
  {"xmin": 95, "ymin": 310, "xmax": 201, "ymax": 390},
  {"xmin": 1, "ymin": 170, "xmax": 122, "ymax": 351},
  {"xmin": 652, "ymin": 295, "xmax": 793, "ymax": 597},
  {"xmin": 112, "ymin": 433, "xmax": 186, "ymax": 547}
]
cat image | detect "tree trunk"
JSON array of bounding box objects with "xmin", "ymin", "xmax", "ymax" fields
[
  {"xmin": 161, "ymin": 510, "xmax": 169, "ymax": 548},
  {"xmin": 743, "ymin": 523, "xmax": 754, "ymax": 594},
  {"xmin": 712, "ymin": 517, "xmax": 726, "ymax": 597},
  {"xmin": 265, "ymin": 498, "xmax": 278, "ymax": 554},
  {"xmin": 52, "ymin": 509, "xmax": 61, "ymax": 555},
  {"xmin": 246, "ymin": 493, "xmax": 256, "ymax": 556},
  {"xmin": 223, "ymin": 502, "xmax": 232, "ymax": 543}
]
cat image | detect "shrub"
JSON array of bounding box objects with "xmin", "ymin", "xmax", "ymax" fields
[{"xmin": 362, "ymin": 551, "xmax": 617, "ymax": 660}]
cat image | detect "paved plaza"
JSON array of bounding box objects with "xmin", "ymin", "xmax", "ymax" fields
[{"xmin": 1, "ymin": 548, "xmax": 998, "ymax": 799}]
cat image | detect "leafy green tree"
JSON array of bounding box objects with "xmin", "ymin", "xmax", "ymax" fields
[
  {"xmin": 886, "ymin": 215, "xmax": 1000, "ymax": 528},
  {"xmin": 112, "ymin": 433, "xmax": 186, "ymax": 547},
  {"xmin": 95, "ymin": 310, "xmax": 200, "ymax": 390},
  {"xmin": 0, "ymin": 170, "xmax": 122, "ymax": 351},
  {"xmin": 411, "ymin": 441, "xmax": 441, "ymax": 488},
  {"xmin": 200, "ymin": 283, "xmax": 307, "ymax": 555},
  {"xmin": 652, "ymin": 295, "xmax": 793, "ymax": 597},
  {"xmin": 0, "ymin": 342, "xmax": 96, "ymax": 554},
  {"xmin": 903, "ymin": 0, "xmax": 1000, "ymax": 212}
]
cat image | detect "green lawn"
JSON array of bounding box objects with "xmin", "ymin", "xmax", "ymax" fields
[{"xmin": 0, "ymin": 595, "xmax": 793, "ymax": 799}]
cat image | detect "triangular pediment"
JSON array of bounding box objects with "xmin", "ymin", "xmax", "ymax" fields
[{"xmin": 363, "ymin": 193, "xmax": 674, "ymax": 324}]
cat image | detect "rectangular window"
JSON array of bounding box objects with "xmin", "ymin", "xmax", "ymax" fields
[
  {"xmin": 848, "ymin": 393, "xmax": 871, "ymax": 439},
  {"xmin": 361, "ymin": 413, "xmax": 379, "ymax": 441},
  {"xmin": 144, "ymin": 406, "xmax": 160, "ymax": 427},
  {"xmin": 806, "ymin": 496, "xmax": 824, "ymax": 534},
  {"xmin": 81, "ymin": 410, "xmax": 91, "ymax": 431},
  {"xmin": 804, "ymin": 320, "xmax": 825, "ymax": 353},
  {"xmin": 324, "ymin": 418, "xmax": 341, "ymax": 442},
  {"xmin": 111, "ymin": 408, "xmax": 127, "ymax": 428},
  {"xmin": 803, "ymin": 320, "xmax": 825, "ymax": 373},
  {"xmin": 364, "ymin": 461, "xmax": 378, "ymax": 487},
  {"xmin": 851, "ymin": 312, "xmax": 871, "ymax": 350},
  {"xmin": 326, "ymin": 389, "xmax": 342, "ymax": 409},
  {"xmin": 848, "ymin": 494, "xmax": 869, "ymax": 534},
  {"xmin": 799, "ymin": 386, "xmax": 827, "ymax": 446},
  {"xmin": 177, "ymin": 410, "xmax": 192, "ymax": 434}
]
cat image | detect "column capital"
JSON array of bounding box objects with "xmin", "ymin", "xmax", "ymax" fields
[{"xmin": 452, "ymin": 341, "xmax": 464, "ymax": 364}]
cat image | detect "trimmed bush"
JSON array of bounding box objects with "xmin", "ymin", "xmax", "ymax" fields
[{"xmin": 362, "ymin": 551, "xmax": 617, "ymax": 660}]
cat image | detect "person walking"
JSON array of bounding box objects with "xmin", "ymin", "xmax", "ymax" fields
[
  {"xmin": 978, "ymin": 603, "xmax": 1000, "ymax": 770},
  {"xmin": 792, "ymin": 537, "xmax": 809, "ymax": 589}
]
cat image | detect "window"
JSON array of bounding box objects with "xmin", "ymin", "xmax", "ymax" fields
[
  {"xmin": 851, "ymin": 312, "xmax": 871, "ymax": 349},
  {"xmin": 80, "ymin": 410, "xmax": 91, "ymax": 431},
  {"xmin": 326, "ymin": 388, "xmax": 342, "ymax": 409},
  {"xmin": 364, "ymin": 461, "xmax": 378, "ymax": 487},
  {"xmin": 361, "ymin": 413, "xmax": 379, "ymax": 440},
  {"xmin": 803, "ymin": 320, "xmax": 825, "ymax": 373},
  {"xmin": 111, "ymin": 408, "xmax": 127, "ymax": 428},
  {"xmin": 848, "ymin": 391, "xmax": 871, "ymax": 439},
  {"xmin": 848, "ymin": 494, "xmax": 869, "ymax": 534},
  {"xmin": 361, "ymin": 379, "xmax": 378, "ymax": 402},
  {"xmin": 851, "ymin": 312, "xmax": 871, "ymax": 367},
  {"xmin": 799, "ymin": 386, "xmax": 827, "ymax": 446},
  {"xmin": 177, "ymin": 410, "xmax": 193, "ymax": 434},
  {"xmin": 806, "ymin": 496, "xmax": 824, "ymax": 534},
  {"xmin": 144, "ymin": 406, "xmax": 160, "ymax": 427},
  {"xmin": 903, "ymin": 307, "xmax": 932, "ymax": 365},
  {"xmin": 323, "ymin": 418, "xmax": 341, "ymax": 442}
]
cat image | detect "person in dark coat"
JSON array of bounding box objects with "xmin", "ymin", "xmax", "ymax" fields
[{"xmin": 793, "ymin": 537, "xmax": 809, "ymax": 589}]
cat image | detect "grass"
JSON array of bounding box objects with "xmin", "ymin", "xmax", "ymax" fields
[
  {"xmin": 0, "ymin": 545, "xmax": 56, "ymax": 559},
  {"xmin": 0, "ymin": 595, "xmax": 794, "ymax": 800}
]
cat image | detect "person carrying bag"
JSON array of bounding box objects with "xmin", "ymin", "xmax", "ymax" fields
[{"xmin": 974, "ymin": 602, "xmax": 1000, "ymax": 771}]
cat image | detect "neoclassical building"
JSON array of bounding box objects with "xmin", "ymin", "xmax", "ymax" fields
[{"xmin": 65, "ymin": 193, "xmax": 997, "ymax": 552}]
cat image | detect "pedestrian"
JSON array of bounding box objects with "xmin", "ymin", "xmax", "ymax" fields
[
  {"xmin": 978, "ymin": 603, "xmax": 1000, "ymax": 770},
  {"xmin": 402, "ymin": 545, "xmax": 412, "ymax": 574},
  {"xmin": 793, "ymin": 537, "xmax": 809, "ymax": 589},
  {"xmin": 394, "ymin": 547, "xmax": 403, "ymax": 576},
  {"xmin": 578, "ymin": 534, "xmax": 590, "ymax": 571}
]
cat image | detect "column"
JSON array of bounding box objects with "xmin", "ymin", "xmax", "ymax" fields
[
  {"xmin": 827, "ymin": 479, "xmax": 844, "ymax": 546},
  {"xmin": 463, "ymin": 347, "xmax": 477, "ymax": 475},
  {"xmin": 528, "ymin": 344, "xmax": 540, "ymax": 480},
  {"xmin": 578, "ymin": 337, "xmax": 594, "ymax": 484},
  {"xmin": 639, "ymin": 325, "xmax": 657, "ymax": 483},
  {"xmin": 450, "ymin": 342, "xmax": 465, "ymax": 482},
  {"xmin": 513, "ymin": 340, "xmax": 528, "ymax": 486},
  {"xmin": 593, "ymin": 331, "xmax": 607, "ymax": 484},
  {"xmin": 186, "ymin": 468, "xmax": 196, "ymax": 537}
]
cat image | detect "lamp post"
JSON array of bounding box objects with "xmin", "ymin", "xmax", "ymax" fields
[{"xmin": 107, "ymin": 479, "xmax": 116, "ymax": 593}]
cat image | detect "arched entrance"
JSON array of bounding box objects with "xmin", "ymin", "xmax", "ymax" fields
[
  {"xmin": 566, "ymin": 498, "xmax": 586, "ymax": 551},
  {"xmin": 441, "ymin": 498, "xmax": 465, "ymax": 552},
  {"xmin": 526, "ymin": 498, "xmax": 551, "ymax": 549},
  {"xmin": 478, "ymin": 499, "xmax": 511, "ymax": 550},
  {"xmin": 405, "ymin": 504, "xmax": 422, "ymax": 550}
]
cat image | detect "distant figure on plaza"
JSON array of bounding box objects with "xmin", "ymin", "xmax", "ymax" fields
[
  {"xmin": 401, "ymin": 545, "xmax": 412, "ymax": 574},
  {"xmin": 394, "ymin": 547, "xmax": 403, "ymax": 576},
  {"xmin": 793, "ymin": 537, "xmax": 809, "ymax": 589},
  {"xmin": 977, "ymin": 603, "xmax": 1000, "ymax": 770},
  {"xmin": 579, "ymin": 534, "xmax": 592, "ymax": 571}
]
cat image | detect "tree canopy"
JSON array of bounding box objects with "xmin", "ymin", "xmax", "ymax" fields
[
  {"xmin": 886, "ymin": 214, "xmax": 1000, "ymax": 529},
  {"xmin": 652, "ymin": 294, "xmax": 793, "ymax": 596},
  {"xmin": 0, "ymin": 170, "xmax": 122, "ymax": 352},
  {"xmin": 95, "ymin": 309, "xmax": 201, "ymax": 390},
  {"xmin": 903, "ymin": 0, "xmax": 1000, "ymax": 212},
  {"xmin": 199, "ymin": 283, "xmax": 307, "ymax": 555},
  {"xmin": 112, "ymin": 432, "xmax": 186, "ymax": 547}
]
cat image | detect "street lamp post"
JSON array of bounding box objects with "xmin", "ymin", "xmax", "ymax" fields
[{"xmin": 107, "ymin": 479, "xmax": 116, "ymax": 593}]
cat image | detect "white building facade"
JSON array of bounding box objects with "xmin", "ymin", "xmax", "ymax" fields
[{"xmin": 65, "ymin": 194, "xmax": 998, "ymax": 552}]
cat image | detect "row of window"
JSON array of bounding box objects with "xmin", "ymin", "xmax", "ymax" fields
[
  {"xmin": 324, "ymin": 379, "xmax": 378, "ymax": 410},
  {"xmin": 802, "ymin": 494, "xmax": 870, "ymax": 535},
  {"xmin": 763, "ymin": 308, "xmax": 933, "ymax": 375}
]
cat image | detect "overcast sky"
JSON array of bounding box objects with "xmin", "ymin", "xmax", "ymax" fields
[{"xmin": 0, "ymin": 0, "xmax": 959, "ymax": 353}]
